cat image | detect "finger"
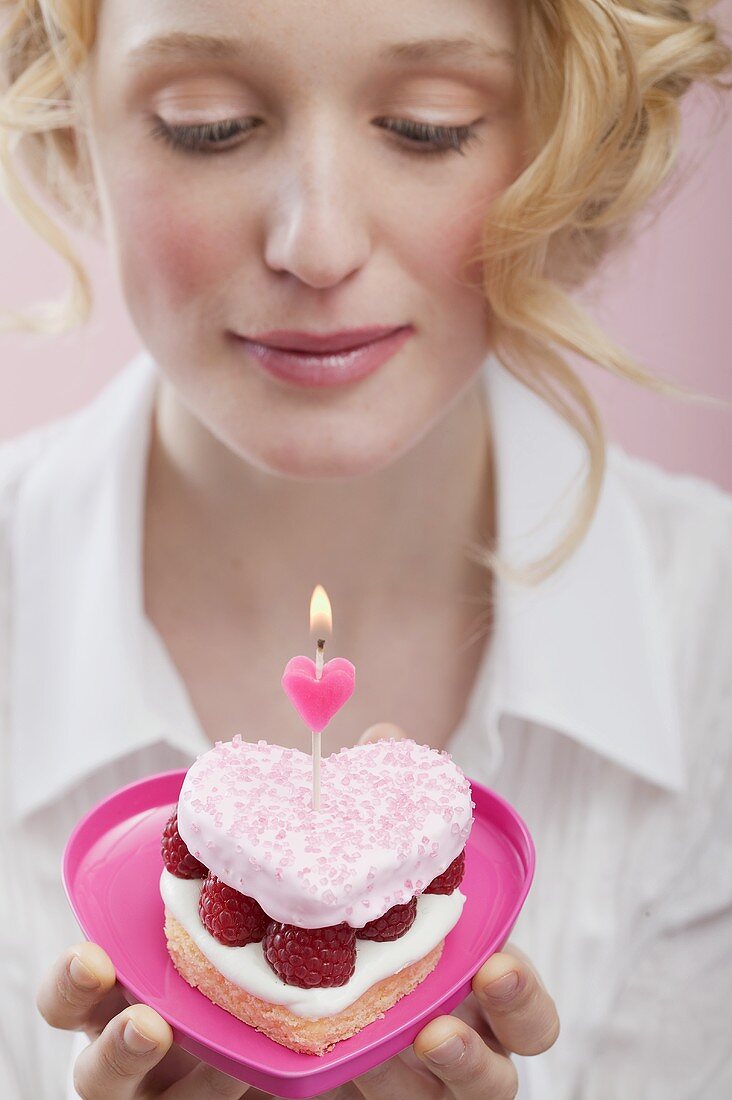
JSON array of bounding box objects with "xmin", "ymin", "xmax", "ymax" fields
[
  {"xmin": 72, "ymin": 1003, "xmax": 173, "ymax": 1099},
  {"xmin": 472, "ymin": 949, "xmax": 560, "ymax": 1056},
  {"xmin": 451, "ymin": 994, "xmax": 510, "ymax": 1056},
  {"xmin": 306, "ymin": 1086, "xmax": 359, "ymax": 1100},
  {"xmin": 357, "ymin": 722, "xmax": 407, "ymax": 745},
  {"xmin": 414, "ymin": 1017, "xmax": 518, "ymax": 1100},
  {"xmin": 354, "ymin": 1051, "xmax": 442, "ymax": 1099},
  {"xmin": 36, "ymin": 943, "xmax": 121, "ymax": 1035},
  {"xmin": 161, "ymin": 1058, "xmax": 252, "ymax": 1098}
]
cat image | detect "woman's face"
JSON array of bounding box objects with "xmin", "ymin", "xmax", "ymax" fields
[{"xmin": 84, "ymin": 0, "xmax": 526, "ymax": 478}]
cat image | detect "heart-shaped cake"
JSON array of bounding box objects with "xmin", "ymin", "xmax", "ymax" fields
[{"xmin": 160, "ymin": 734, "xmax": 474, "ymax": 1055}]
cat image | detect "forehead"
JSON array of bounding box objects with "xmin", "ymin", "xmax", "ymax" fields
[
  {"xmin": 95, "ymin": 0, "xmax": 519, "ymax": 74},
  {"xmin": 124, "ymin": 31, "xmax": 516, "ymax": 72}
]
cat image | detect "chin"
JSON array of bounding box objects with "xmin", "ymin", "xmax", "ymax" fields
[{"xmin": 229, "ymin": 429, "xmax": 411, "ymax": 482}]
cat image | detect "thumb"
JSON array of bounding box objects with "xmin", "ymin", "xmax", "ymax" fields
[{"xmin": 357, "ymin": 722, "xmax": 408, "ymax": 745}]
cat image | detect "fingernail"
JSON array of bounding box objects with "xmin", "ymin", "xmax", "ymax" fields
[
  {"xmin": 69, "ymin": 955, "xmax": 101, "ymax": 990},
  {"xmin": 483, "ymin": 970, "xmax": 520, "ymax": 1001},
  {"xmin": 423, "ymin": 1034, "xmax": 466, "ymax": 1066},
  {"xmin": 122, "ymin": 1019, "xmax": 158, "ymax": 1054},
  {"xmin": 360, "ymin": 724, "xmax": 387, "ymax": 742}
]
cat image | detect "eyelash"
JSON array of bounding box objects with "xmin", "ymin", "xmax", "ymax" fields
[{"xmin": 149, "ymin": 116, "xmax": 481, "ymax": 157}]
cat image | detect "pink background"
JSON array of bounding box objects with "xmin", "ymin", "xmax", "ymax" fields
[{"xmin": 1, "ymin": 26, "xmax": 731, "ymax": 491}]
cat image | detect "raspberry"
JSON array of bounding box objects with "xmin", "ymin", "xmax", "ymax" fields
[
  {"xmin": 161, "ymin": 810, "xmax": 207, "ymax": 879},
  {"xmin": 199, "ymin": 873, "xmax": 271, "ymax": 946},
  {"xmin": 424, "ymin": 849, "xmax": 466, "ymax": 895},
  {"xmin": 356, "ymin": 898, "xmax": 417, "ymax": 942},
  {"xmin": 263, "ymin": 921, "xmax": 357, "ymax": 988}
]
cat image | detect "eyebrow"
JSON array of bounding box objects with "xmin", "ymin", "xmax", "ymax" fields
[
  {"xmin": 383, "ymin": 36, "xmax": 516, "ymax": 67},
  {"xmin": 125, "ymin": 32, "xmax": 516, "ymax": 70}
]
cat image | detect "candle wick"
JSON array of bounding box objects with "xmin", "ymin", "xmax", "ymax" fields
[{"xmin": 315, "ymin": 638, "xmax": 325, "ymax": 681}]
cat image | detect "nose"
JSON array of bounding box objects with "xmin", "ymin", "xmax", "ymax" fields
[{"xmin": 262, "ymin": 129, "xmax": 372, "ymax": 289}]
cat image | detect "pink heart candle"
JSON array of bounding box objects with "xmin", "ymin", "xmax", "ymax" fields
[{"xmin": 281, "ymin": 655, "xmax": 355, "ymax": 732}]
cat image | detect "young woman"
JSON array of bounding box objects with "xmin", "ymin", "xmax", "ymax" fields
[{"xmin": 1, "ymin": 1, "xmax": 730, "ymax": 1097}]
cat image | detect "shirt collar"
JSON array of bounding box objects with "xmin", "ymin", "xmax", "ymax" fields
[
  {"xmin": 8, "ymin": 350, "xmax": 685, "ymax": 823},
  {"xmin": 466, "ymin": 359, "xmax": 684, "ymax": 794}
]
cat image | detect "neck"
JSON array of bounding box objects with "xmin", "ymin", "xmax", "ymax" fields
[{"xmin": 145, "ymin": 372, "xmax": 495, "ymax": 639}]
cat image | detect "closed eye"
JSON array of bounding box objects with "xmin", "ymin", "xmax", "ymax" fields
[{"xmin": 150, "ymin": 115, "xmax": 483, "ymax": 157}]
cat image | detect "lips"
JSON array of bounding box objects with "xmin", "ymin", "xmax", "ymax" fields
[
  {"xmin": 232, "ymin": 325, "xmax": 415, "ymax": 388},
  {"xmin": 247, "ymin": 327, "xmax": 406, "ymax": 354}
]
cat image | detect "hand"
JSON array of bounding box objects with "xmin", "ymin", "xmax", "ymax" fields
[
  {"xmin": 343, "ymin": 940, "xmax": 559, "ymax": 1100},
  {"xmin": 37, "ymin": 937, "xmax": 557, "ymax": 1100},
  {"xmin": 339, "ymin": 723, "xmax": 560, "ymax": 1100},
  {"xmin": 36, "ymin": 942, "xmax": 254, "ymax": 1097},
  {"xmin": 272, "ymin": 940, "xmax": 559, "ymax": 1100}
]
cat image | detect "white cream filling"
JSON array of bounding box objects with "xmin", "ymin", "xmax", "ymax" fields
[{"xmin": 160, "ymin": 868, "xmax": 465, "ymax": 1018}]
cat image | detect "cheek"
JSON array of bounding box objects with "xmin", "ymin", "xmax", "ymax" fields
[
  {"xmin": 433, "ymin": 142, "xmax": 528, "ymax": 292},
  {"xmin": 109, "ymin": 178, "xmax": 234, "ymax": 317},
  {"xmin": 402, "ymin": 188, "xmax": 492, "ymax": 297}
]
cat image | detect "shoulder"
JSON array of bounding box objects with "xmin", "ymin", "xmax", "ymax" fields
[
  {"xmin": 0, "ymin": 417, "xmax": 75, "ymax": 528},
  {"xmin": 0, "ymin": 418, "xmax": 78, "ymax": 749},
  {"xmin": 1, "ymin": 356, "xmax": 157, "ymax": 534},
  {"xmin": 608, "ymin": 441, "xmax": 732, "ymax": 629},
  {"xmin": 0, "ymin": 355, "xmax": 153, "ymax": 516},
  {"xmin": 0, "ymin": 418, "xmax": 77, "ymax": 660},
  {"xmin": 0, "ymin": 418, "xmax": 72, "ymax": 521},
  {"xmin": 609, "ymin": 441, "xmax": 731, "ymax": 808},
  {"xmin": 608, "ymin": 438, "xmax": 732, "ymax": 656},
  {"xmin": 609, "ymin": 438, "xmax": 732, "ymax": 545}
]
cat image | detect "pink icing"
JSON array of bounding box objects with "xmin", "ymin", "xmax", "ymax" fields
[
  {"xmin": 176, "ymin": 735, "xmax": 474, "ymax": 929},
  {"xmin": 281, "ymin": 656, "xmax": 356, "ymax": 732}
]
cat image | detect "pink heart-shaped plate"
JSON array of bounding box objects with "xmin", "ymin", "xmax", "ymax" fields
[{"xmin": 62, "ymin": 768, "xmax": 534, "ymax": 1099}]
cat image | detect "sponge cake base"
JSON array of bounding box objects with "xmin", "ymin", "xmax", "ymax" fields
[{"xmin": 164, "ymin": 907, "xmax": 444, "ymax": 1055}]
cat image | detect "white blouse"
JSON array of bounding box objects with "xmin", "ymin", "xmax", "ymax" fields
[{"xmin": 2, "ymin": 351, "xmax": 731, "ymax": 1099}]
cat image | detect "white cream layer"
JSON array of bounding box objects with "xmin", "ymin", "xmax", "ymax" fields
[{"xmin": 160, "ymin": 868, "xmax": 465, "ymax": 1018}]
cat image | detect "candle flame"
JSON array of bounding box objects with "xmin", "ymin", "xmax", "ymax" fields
[{"xmin": 310, "ymin": 585, "xmax": 332, "ymax": 635}]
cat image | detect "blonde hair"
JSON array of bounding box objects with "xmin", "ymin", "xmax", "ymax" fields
[{"xmin": 1, "ymin": 0, "xmax": 731, "ymax": 586}]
